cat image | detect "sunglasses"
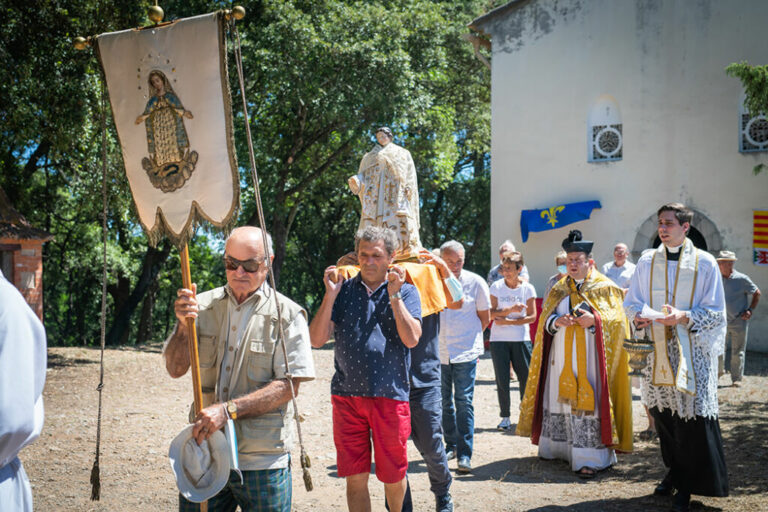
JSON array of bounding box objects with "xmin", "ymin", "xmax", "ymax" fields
[{"xmin": 224, "ymin": 255, "xmax": 265, "ymax": 273}]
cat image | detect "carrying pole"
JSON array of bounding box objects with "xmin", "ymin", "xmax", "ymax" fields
[{"xmin": 179, "ymin": 244, "xmax": 207, "ymax": 512}]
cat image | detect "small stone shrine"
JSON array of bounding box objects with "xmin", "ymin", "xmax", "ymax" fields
[{"xmin": 0, "ymin": 186, "xmax": 53, "ymax": 320}]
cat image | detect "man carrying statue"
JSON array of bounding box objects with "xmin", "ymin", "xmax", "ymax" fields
[
  {"xmin": 348, "ymin": 127, "xmax": 421, "ymax": 260},
  {"xmin": 624, "ymin": 203, "xmax": 729, "ymax": 512}
]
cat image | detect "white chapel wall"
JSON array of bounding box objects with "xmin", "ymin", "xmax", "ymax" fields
[{"xmin": 481, "ymin": 0, "xmax": 768, "ymax": 350}]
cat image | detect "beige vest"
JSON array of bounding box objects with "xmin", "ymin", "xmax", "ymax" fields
[{"xmin": 194, "ymin": 286, "xmax": 307, "ymax": 460}]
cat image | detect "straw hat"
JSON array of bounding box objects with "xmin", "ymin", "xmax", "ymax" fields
[
  {"xmin": 169, "ymin": 425, "xmax": 230, "ymax": 503},
  {"xmin": 716, "ymin": 250, "xmax": 737, "ymax": 261}
]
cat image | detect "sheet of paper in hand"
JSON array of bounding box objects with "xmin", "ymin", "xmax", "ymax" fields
[
  {"xmin": 640, "ymin": 304, "xmax": 667, "ymax": 321},
  {"xmin": 95, "ymin": 12, "xmax": 239, "ymax": 247}
]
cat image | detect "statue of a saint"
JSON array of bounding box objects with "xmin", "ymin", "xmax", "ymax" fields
[{"xmin": 348, "ymin": 127, "xmax": 422, "ymax": 260}]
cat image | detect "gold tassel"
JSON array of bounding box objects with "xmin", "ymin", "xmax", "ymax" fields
[{"xmin": 301, "ymin": 450, "xmax": 313, "ymax": 491}]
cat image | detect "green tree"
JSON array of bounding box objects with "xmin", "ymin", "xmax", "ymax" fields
[
  {"xmin": 235, "ymin": 0, "xmax": 492, "ymax": 307},
  {"xmin": 1, "ymin": 0, "xmax": 493, "ymax": 344},
  {"xmin": 726, "ymin": 61, "xmax": 768, "ymax": 174}
]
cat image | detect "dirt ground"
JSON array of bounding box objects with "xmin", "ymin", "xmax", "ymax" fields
[{"xmin": 22, "ymin": 344, "xmax": 768, "ymax": 511}]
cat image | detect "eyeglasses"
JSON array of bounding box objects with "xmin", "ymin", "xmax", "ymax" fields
[{"xmin": 224, "ymin": 255, "xmax": 265, "ymax": 273}]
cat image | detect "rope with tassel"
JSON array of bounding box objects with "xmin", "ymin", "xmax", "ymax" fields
[
  {"xmin": 229, "ymin": 16, "xmax": 313, "ymax": 491},
  {"xmin": 90, "ymin": 70, "xmax": 110, "ymax": 501}
]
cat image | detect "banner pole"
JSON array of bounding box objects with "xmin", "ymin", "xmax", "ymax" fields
[{"xmin": 179, "ymin": 243, "xmax": 207, "ymax": 512}]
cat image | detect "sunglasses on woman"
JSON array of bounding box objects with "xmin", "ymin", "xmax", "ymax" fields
[{"xmin": 223, "ymin": 255, "xmax": 265, "ymax": 273}]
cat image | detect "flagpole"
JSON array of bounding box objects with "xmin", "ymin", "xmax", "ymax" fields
[{"xmin": 179, "ymin": 243, "xmax": 207, "ymax": 512}]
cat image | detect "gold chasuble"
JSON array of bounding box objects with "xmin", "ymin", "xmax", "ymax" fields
[{"xmin": 517, "ymin": 269, "xmax": 633, "ymax": 453}]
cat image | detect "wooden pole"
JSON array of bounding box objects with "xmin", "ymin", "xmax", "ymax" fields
[{"xmin": 179, "ymin": 244, "xmax": 207, "ymax": 512}]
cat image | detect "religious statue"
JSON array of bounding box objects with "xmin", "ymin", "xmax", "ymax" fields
[
  {"xmin": 348, "ymin": 127, "xmax": 422, "ymax": 260},
  {"xmin": 135, "ymin": 69, "xmax": 198, "ymax": 193}
]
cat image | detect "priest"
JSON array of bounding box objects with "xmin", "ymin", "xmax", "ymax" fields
[
  {"xmin": 517, "ymin": 230, "xmax": 633, "ymax": 478},
  {"xmin": 624, "ymin": 203, "xmax": 728, "ymax": 512}
]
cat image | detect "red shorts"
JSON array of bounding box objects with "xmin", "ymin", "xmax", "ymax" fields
[{"xmin": 331, "ymin": 395, "xmax": 411, "ymax": 483}]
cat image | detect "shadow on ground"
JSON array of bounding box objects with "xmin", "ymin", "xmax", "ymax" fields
[
  {"xmin": 46, "ymin": 352, "xmax": 97, "ymax": 368},
  {"xmin": 526, "ymin": 495, "xmax": 722, "ymax": 511},
  {"xmin": 717, "ymin": 400, "xmax": 768, "ymax": 496}
]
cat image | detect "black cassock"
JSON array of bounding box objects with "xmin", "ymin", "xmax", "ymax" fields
[{"xmin": 650, "ymin": 407, "xmax": 729, "ymax": 497}]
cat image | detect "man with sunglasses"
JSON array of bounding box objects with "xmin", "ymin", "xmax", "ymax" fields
[{"xmin": 164, "ymin": 226, "xmax": 315, "ymax": 512}]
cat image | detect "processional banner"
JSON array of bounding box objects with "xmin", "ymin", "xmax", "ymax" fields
[
  {"xmin": 95, "ymin": 12, "xmax": 239, "ymax": 247},
  {"xmin": 755, "ymin": 210, "xmax": 768, "ymax": 265}
]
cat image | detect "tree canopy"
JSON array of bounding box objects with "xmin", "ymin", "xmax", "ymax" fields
[
  {"xmin": 727, "ymin": 61, "xmax": 768, "ymax": 116},
  {"xmin": 0, "ymin": 0, "xmax": 494, "ymax": 345},
  {"xmin": 726, "ymin": 61, "xmax": 768, "ymax": 174}
]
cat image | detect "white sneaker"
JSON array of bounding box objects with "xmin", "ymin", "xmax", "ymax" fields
[{"xmin": 497, "ymin": 417, "xmax": 512, "ymax": 430}]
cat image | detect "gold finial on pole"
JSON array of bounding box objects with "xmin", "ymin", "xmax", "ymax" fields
[
  {"xmin": 148, "ymin": 2, "xmax": 164, "ymax": 24},
  {"xmin": 73, "ymin": 36, "xmax": 91, "ymax": 50},
  {"xmin": 225, "ymin": 6, "xmax": 246, "ymax": 21},
  {"xmin": 232, "ymin": 6, "xmax": 246, "ymax": 20}
]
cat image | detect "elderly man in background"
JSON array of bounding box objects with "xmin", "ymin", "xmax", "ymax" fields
[
  {"xmin": 716, "ymin": 250, "xmax": 761, "ymax": 387},
  {"xmin": 310, "ymin": 226, "xmax": 421, "ymax": 512},
  {"xmin": 601, "ymin": 243, "xmax": 635, "ymax": 292},
  {"xmin": 165, "ymin": 226, "xmax": 316, "ymax": 511},
  {"xmin": 0, "ymin": 270, "xmax": 47, "ymax": 512},
  {"xmin": 487, "ymin": 240, "xmax": 530, "ymax": 285},
  {"xmin": 439, "ymin": 240, "xmax": 491, "ymax": 475}
]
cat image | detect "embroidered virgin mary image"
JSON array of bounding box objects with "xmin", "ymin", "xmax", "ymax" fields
[{"xmin": 135, "ymin": 69, "xmax": 198, "ymax": 192}]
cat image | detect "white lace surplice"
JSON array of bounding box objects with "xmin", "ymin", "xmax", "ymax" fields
[
  {"xmin": 624, "ymin": 251, "xmax": 726, "ymax": 420},
  {"xmin": 538, "ymin": 297, "xmax": 616, "ymax": 471}
]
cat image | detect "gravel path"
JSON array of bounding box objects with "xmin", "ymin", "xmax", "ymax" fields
[{"xmin": 22, "ymin": 344, "xmax": 768, "ymax": 511}]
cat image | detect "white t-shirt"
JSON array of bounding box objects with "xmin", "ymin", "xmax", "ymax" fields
[
  {"xmin": 489, "ymin": 280, "xmax": 537, "ymax": 342},
  {"xmin": 439, "ymin": 270, "xmax": 491, "ymax": 364}
]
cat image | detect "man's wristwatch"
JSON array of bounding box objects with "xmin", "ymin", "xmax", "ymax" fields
[
  {"xmin": 226, "ymin": 399, "xmax": 238, "ymax": 420},
  {"xmin": 389, "ymin": 291, "xmax": 402, "ymax": 301}
]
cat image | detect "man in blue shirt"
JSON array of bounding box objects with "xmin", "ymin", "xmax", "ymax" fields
[
  {"xmin": 310, "ymin": 226, "xmax": 422, "ymax": 512},
  {"xmin": 716, "ymin": 250, "xmax": 761, "ymax": 387},
  {"xmin": 391, "ymin": 248, "xmax": 463, "ymax": 512}
]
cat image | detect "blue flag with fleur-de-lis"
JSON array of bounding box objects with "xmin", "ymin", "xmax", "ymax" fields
[{"xmin": 520, "ymin": 200, "xmax": 602, "ymax": 242}]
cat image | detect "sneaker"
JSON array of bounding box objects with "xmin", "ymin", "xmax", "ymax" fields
[
  {"xmin": 732, "ymin": 381, "xmax": 741, "ymax": 388},
  {"xmin": 497, "ymin": 417, "xmax": 512, "ymax": 431},
  {"xmin": 444, "ymin": 448, "xmax": 456, "ymax": 461},
  {"xmin": 457, "ymin": 457, "xmax": 471, "ymax": 474},
  {"xmin": 435, "ymin": 492, "xmax": 454, "ymax": 512}
]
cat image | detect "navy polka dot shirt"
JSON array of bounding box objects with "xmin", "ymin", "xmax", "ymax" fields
[{"xmin": 330, "ymin": 274, "xmax": 421, "ymax": 401}]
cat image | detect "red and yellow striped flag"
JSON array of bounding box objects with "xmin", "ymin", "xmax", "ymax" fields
[{"xmin": 755, "ymin": 210, "xmax": 768, "ymax": 265}]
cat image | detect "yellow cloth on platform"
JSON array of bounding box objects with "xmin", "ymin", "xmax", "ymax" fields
[
  {"xmin": 516, "ymin": 270, "xmax": 633, "ymax": 453},
  {"xmin": 336, "ymin": 262, "xmax": 447, "ymax": 317}
]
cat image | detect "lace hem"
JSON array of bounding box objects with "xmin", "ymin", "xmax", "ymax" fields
[
  {"xmin": 640, "ymin": 326, "xmax": 722, "ymax": 420},
  {"xmin": 541, "ymin": 409, "xmax": 606, "ymax": 449}
]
